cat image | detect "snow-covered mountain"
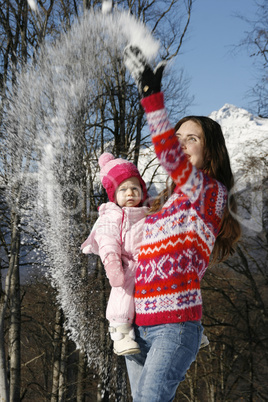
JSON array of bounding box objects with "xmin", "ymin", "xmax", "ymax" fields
[
  {"xmin": 210, "ymin": 103, "xmax": 267, "ymax": 176},
  {"xmin": 210, "ymin": 104, "xmax": 267, "ymax": 235}
]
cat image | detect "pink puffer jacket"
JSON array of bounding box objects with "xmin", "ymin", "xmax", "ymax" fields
[{"xmin": 81, "ymin": 202, "xmax": 149, "ymax": 280}]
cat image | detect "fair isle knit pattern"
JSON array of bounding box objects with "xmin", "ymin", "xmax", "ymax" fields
[{"xmin": 134, "ymin": 92, "xmax": 228, "ymax": 326}]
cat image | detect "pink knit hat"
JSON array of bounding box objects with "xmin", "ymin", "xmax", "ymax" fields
[{"xmin": 99, "ymin": 152, "xmax": 148, "ymax": 204}]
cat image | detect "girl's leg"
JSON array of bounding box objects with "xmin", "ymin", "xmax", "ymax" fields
[
  {"xmin": 129, "ymin": 321, "xmax": 203, "ymax": 402},
  {"xmin": 106, "ymin": 278, "xmax": 140, "ymax": 355},
  {"xmin": 106, "ymin": 282, "xmax": 135, "ymax": 324}
]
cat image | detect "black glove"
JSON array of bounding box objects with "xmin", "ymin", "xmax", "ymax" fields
[{"xmin": 124, "ymin": 45, "xmax": 166, "ymax": 97}]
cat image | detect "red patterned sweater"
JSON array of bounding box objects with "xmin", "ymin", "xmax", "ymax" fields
[{"xmin": 134, "ymin": 92, "xmax": 228, "ymax": 326}]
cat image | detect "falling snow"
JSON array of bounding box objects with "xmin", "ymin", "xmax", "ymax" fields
[{"xmin": 1, "ymin": 7, "xmax": 161, "ymax": 368}]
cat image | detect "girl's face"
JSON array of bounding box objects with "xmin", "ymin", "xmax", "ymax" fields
[
  {"xmin": 115, "ymin": 177, "xmax": 142, "ymax": 207},
  {"xmin": 176, "ymin": 120, "xmax": 205, "ymax": 169}
]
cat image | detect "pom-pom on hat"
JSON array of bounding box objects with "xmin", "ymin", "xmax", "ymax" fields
[{"xmin": 99, "ymin": 152, "xmax": 147, "ymax": 204}]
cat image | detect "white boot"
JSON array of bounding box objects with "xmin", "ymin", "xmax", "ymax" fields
[
  {"xmin": 200, "ymin": 333, "xmax": 209, "ymax": 349},
  {"xmin": 109, "ymin": 324, "xmax": 140, "ymax": 356}
]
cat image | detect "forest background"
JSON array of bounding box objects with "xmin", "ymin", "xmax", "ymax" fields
[{"xmin": 0, "ymin": 0, "xmax": 267, "ymax": 401}]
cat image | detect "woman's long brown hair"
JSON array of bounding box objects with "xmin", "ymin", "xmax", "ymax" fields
[{"xmin": 148, "ymin": 116, "xmax": 241, "ymax": 262}]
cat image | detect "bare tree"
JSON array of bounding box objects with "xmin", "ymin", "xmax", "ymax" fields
[
  {"xmin": 0, "ymin": 1, "xmax": 77, "ymax": 399},
  {"xmin": 238, "ymin": 0, "xmax": 268, "ymax": 117},
  {"xmin": 0, "ymin": 1, "xmax": 194, "ymax": 400}
]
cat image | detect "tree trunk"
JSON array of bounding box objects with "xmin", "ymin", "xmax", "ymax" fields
[
  {"xmin": 76, "ymin": 252, "xmax": 88, "ymax": 402},
  {"xmin": 96, "ymin": 258, "xmax": 111, "ymax": 402},
  {"xmin": 0, "ymin": 303, "xmax": 9, "ymax": 402},
  {"xmin": 66, "ymin": 341, "xmax": 78, "ymax": 400},
  {"xmin": 0, "ymin": 210, "xmax": 21, "ymax": 402},
  {"xmin": 58, "ymin": 331, "xmax": 67, "ymax": 401},
  {"xmin": 134, "ymin": 106, "xmax": 143, "ymax": 166},
  {"xmin": 51, "ymin": 309, "xmax": 64, "ymax": 402},
  {"xmin": 77, "ymin": 351, "xmax": 87, "ymax": 402},
  {"xmin": 9, "ymin": 216, "xmax": 21, "ymax": 402}
]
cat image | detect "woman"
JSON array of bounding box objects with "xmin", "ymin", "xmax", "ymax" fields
[{"xmin": 123, "ymin": 45, "xmax": 241, "ymax": 401}]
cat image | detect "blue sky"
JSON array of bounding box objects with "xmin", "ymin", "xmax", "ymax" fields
[{"xmin": 177, "ymin": 0, "xmax": 257, "ymax": 116}]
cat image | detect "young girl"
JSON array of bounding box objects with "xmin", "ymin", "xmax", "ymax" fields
[
  {"xmin": 123, "ymin": 46, "xmax": 241, "ymax": 401},
  {"xmin": 81, "ymin": 152, "xmax": 149, "ymax": 356}
]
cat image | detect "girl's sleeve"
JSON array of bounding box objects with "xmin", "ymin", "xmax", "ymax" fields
[
  {"xmin": 81, "ymin": 208, "xmax": 122, "ymax": 262},
  {"xmin": 81, "ymin": 208, "xmax": 125, "ymax": 287},
  {"xmin": 141, "ymin": 92, "xmax": 204, "ymax": 202}
]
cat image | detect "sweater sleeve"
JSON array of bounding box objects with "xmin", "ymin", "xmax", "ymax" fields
[{"xmin": 141, "ymin": 92, "xmax": 204, "ymax": 202}]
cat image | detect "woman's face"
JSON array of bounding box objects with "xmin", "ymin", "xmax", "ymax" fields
[{"xmin": 176, "ymin": 120, "xmax": 205, "ymax": 169}]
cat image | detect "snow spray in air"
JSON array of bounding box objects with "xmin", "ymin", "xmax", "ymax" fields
[{"xmin": 4, "ymin": 4, "xmax": 160, "ymax": 366}]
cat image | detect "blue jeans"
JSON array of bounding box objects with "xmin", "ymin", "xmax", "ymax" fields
[{"xmin": 125, "ymin": 321, "xmax": 203, "ymax": 402}]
